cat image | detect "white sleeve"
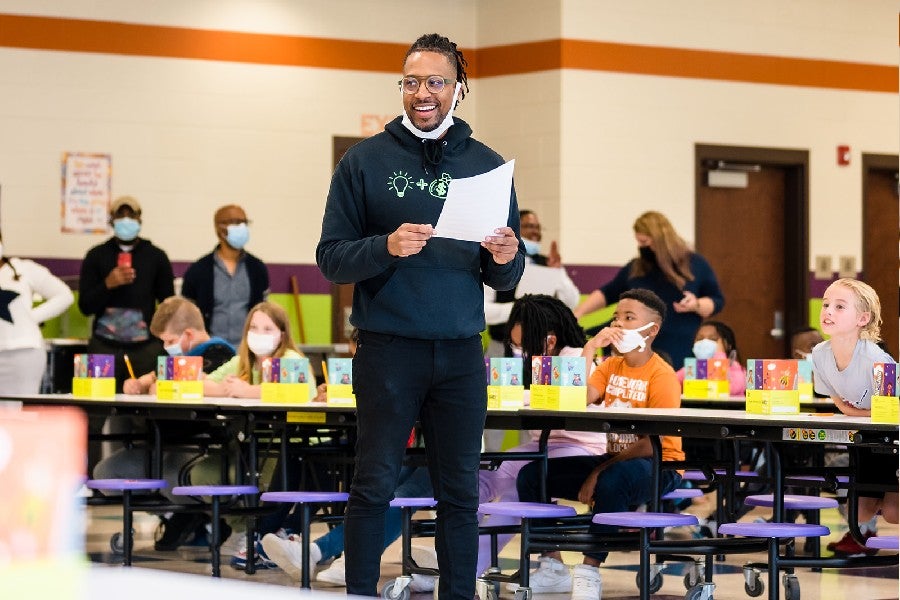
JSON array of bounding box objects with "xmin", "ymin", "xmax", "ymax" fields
[
  {"xmin": 556, "ymin": 268, "xmax": 581, "ymax": 310},
  {"xmin": 483, "ymin": 285, "xmax": 513, "ymax": 326},
  {"xmin": 20, "ymin": 259, "xmax": 75, "ymax": 324}
]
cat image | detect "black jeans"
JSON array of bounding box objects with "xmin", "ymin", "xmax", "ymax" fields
[
  {"xmin": 517, "ymin": 454, "xmax": 682, "ymax": 563},
  {"xmin": 344, "ymin": 331, "xmax": 487, "ymax": 600}
]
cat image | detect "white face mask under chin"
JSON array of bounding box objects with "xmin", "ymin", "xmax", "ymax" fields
[
  {"xmin": 612, "ymin": 322, "xmax": 655, "ymax": 354},
  {"xmin": 400, "ymin": 82, "xmax": 462, "ymax": 140}
]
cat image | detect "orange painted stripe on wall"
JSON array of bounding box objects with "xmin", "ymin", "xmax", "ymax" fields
[
  {"xmin": 0, "ymin": 14, "xmax": 406, "ymax": 72},
  {"xmin": 476, "ymin": 39, "xmax": 897, "ymax": 93},
  {"xmin": 1, "ymin": 14, "xmax": 895, "ymax": 93}
]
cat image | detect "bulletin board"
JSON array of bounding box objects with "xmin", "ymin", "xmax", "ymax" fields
[{"xmin": 61, "ymin": 152, "xmax": 111, "ymax": 233}]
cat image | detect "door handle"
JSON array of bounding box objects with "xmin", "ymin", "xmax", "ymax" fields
[{"xmin": 770, "ymin": 310, "xmax": 784, "ymax": 339}]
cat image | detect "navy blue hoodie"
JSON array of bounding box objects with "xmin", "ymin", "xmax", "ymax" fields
[{"xmin": 317, "ymin": 116, "xmax": 525, "ymax": 340}]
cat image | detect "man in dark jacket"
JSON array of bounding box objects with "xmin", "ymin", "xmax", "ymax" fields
[
  {"xmin": 316, "ymin": 33, "xmax": 524, "ymax": 600},
  {"xmin": 181, "ymin": 204, "xmax": 269, "ymax": 347},
  {"xmin": 78, "ymin": 195, "xmax": 174, "ymax": 391}
]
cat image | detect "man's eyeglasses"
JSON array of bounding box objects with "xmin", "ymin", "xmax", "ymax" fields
[
  {"xmin": 217, "ymin": 219, "xmax": 250, "ymax": 226},
  {"xmin": 398, "ymin": 75, "xmax": 455, "ymax": 95}
]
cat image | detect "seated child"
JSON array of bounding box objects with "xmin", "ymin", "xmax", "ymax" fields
[
  {"xmin": 93, "ymin": 296, "xmax": 237, "ymax": 550},
  {"xmin": 811, "ymin": 279, "xmax": 898, "ymax": 536},
  {"xmin": 676, "ymin": 320, "xmax": 746, "ymax": 395},
  {"xmin": 515, "ymin": 289, "xmax": 683, "ymax": 600},
  {"xmin": 477, "ymin": 295, "xmax": 605, "ymax": 587},
  {"xmin": 123, "ymin": 295, "xmax": 235, "ymax": 393},
  {"xmin": 204, "ymin": 301, "xmax": 313, "ymax": 399}
]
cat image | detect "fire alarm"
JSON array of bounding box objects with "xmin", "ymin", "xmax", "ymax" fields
[{"xmin": 837, "ymin": 145, "xmax": 851, "ymax": 166}]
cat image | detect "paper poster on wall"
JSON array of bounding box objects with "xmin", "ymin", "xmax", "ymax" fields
[{"xmin": 61, "ymin": 152, "xmax": 111, "ymax": 233}]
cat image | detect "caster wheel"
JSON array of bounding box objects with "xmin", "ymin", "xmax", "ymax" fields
[
  {"xmin": 381, "ymin": 581, "xmax": 411, "ymax": 600},
  {"xmin": 684, "ymin": 585, "xmax": 704, "ymax": 600},
  {"xmin": 684, "ymin": 571, "xmax": 699, "ymax": 590},
  {"xmin": 109, "ymin": 531, "xmax": 132, "ymax": 555},
  {"xmin": 744, "ymin": 578, "xmax": 764, "ymax": 598},
  {"xmin": 783, "ymin": 574, "xmax": 800, "ymax": 600},
  {"xmin": 635, "ymin": 571, "xmax": 663, "ymax": 594},
  {"xmin": 513, "ymin": 587, "xmax": 532, "ymax": 600}
]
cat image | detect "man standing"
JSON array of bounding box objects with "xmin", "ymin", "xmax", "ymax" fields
[
  {"xmin": 316, "ymin": 33, "xmax": 524, "ymax": 600},
  {"xmin": 182, "ymin": 204, "xmax": 269, "ymax": 347},
  {"xmin": 78, "ymin": 196, "xmax": 174, "ymax": 391}
]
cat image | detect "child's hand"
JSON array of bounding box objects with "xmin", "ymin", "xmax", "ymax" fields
[
  {"xmin": 314, "ymin": 383, "xmax": 327, "ymax": 402},
  {"xmin": 578, "ymin": 467, "xmax": 602, "ymax": 506},
  {"xmin": 222, "ymin": 375, "xmax": 253, "ymax": 398},
  {"xmin": 588, "ymin": 327, "xmax": 623, "ymax": 350},
  {"xmin": 123, "ymin": 378, "xmax": 143, "ymax": 395}
]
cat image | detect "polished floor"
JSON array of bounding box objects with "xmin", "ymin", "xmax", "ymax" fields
[{"xmin": 85, "ymin": 494, "xmax": 899, "ymax": 599}]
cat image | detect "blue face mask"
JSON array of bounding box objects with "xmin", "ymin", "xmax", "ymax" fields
[
  {"xmin": 692, "ymin": 338, "xmax": 719, "ymax": 360},
  {"xmin": 164, "ymin": 334, "xmax": 184, "ymax": 357},
  {"xmin": 113, "ymin": 217, "xmax": 141, "ymax": 242},
  {"xmin": 522, "ymin": 238, "xmax": 541, "ymax": 256},
  {"xmin": 226, "ymin": 223, "xmax": 250, "ymax": 250}
]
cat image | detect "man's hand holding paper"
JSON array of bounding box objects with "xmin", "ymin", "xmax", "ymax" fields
[
  {"xmin": 433, "ymin": 160, "xmax": 516, "ymax": 250},
  {"xmin": 388, "ymin": 223, "xmax": 434, "ymax": 258},
  {"xmin": 481, "ymin": 226, "xmax": 519, "ymax": 265}
]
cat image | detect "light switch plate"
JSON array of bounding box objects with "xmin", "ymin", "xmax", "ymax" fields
[
  {"xmin": 838, "ymin": 255, "xmax": 857, "ymax": 278},
  {"xmin": 814, "ymin": 255, "xmax": 832, "ymax": 279}
]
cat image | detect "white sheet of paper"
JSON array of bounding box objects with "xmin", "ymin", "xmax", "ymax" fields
[{"xmin": 433, "ymin": 159, "xmax": 515, "ymax": 242}]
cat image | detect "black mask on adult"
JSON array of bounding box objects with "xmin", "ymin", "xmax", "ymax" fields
[{"xmin": 639, "ymin": 245, "xmax": 657, "ymax": 265}]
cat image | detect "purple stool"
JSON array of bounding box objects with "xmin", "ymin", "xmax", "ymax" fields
[
  {"xmin": 744, "ymin": 494, "xmax": 838, "ymax": 511},
  {"xmin": 86, "ymin": 478, "xmax": 167, "ymax": 566},
  {"xmin": 681, "ymin": 470, "xmax": 712, "ymax": 482},
  {"xmin": 662, "ymin": 488, "xmax": 704, "ymax": 501},
  {"xmin": 260, "ymin": 491, "xmax": 349, "ymax": 588},
  {"xmin": 593, "ymin": 512, "xmax": 700, "ymax": 599},
  {"xmin": 382, "ymin": 497, "xmax": 438, "ymax": 600},
  {"xmin": 866, "ymin": 535, "xmax": 899, "ymax": 551},
  {"xmin": 478, "ymin": 502, "xmax": 577, "ymax": 598},
  {"xmin": 719, "ymin": 521, "xmax": 829, "ymax": 600},
  {"xmin": 171, "ymin": 485, "xmax": 258, "ymax": 577}
]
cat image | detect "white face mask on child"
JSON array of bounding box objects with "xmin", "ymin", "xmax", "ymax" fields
[
  {"xmin": 247, "ymin": 331, "xmax": 280, "ymax": 357},
  {"xmin": 613, "ymin": 322, "xmax": 655, "ymax": 354}
]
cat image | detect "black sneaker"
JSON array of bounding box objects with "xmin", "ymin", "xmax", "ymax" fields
[{"xmin": 154, "ymin": 513, "xmax": 205, "ymax": 551}]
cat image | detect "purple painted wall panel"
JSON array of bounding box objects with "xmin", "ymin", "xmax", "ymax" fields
[{"xmin": 23, "ymin": 256, "xmax": 847, "ymax": 297}]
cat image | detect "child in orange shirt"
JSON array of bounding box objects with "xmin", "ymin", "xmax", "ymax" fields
[{"xmin": 515, "ymin": 289, "xmax": 683, "ymax": 599}]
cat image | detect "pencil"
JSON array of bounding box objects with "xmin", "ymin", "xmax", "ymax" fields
[
  {"xmin": 321, "ymin": 360, "xmax": 329, "ymax": 384},
  {"xmin": 123, "ymin": 353, "xmax": 137, "ymax": 379}
]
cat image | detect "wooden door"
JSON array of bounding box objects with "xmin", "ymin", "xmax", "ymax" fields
[
  {"xmin": 330, "ymin": 136, "xmax": 366, "ymax": 344},
  {"xmin": 695, "ymin": 145, "xmax": 808, "ymax": 362},
  {"xmin": 862, "ymin": 154, "xmax": 899, "ymax": 357}
]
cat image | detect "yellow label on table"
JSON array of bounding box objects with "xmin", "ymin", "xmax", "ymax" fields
[
  {"xmin": 798, "ymin": 382, "xmax": 813, "ymax": 403},
  {"xmin": 871, "ymin": 395, "xmax": 899, "ymax": 424},
  {"xmin": 746, "ymin": 389, "xmax": 799, "ymax": 414},
  {"xmin": 487, "ymin": 385, "xmax": 524, "ymax": 409},
  {"xmin": 261, "ymin": 382, "xmax": 311, "ymax": 404},
  {"xmin": 71, "ymin": 377, "xmax": 115, "ymax": 399},
  {"xmin": 745, "ymin": 389, "xmax": 764, "ymax": 414},
  {"xmin": 684, "ymin": 379, "xmax": 729, "ymax": 399},
  {"xmin": 156, "ymin": 380, "xmax": 203, "ymax": 401},
  {"xmin": 529, "ymin": 384, "xmax": 586, "ymax": 411},
  {"xmin": 326, "ymin": 383, "xmax": 356, "ymax": 406},
  {"xmin": 763, "ymin": 389, "xmax": 800, "ymax": 414},
  {"xmin": 287, "ymin": 411, "xmax": 327, "ymax": 423}
]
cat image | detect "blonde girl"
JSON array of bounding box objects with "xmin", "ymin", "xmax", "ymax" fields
[
  {"xmin": 205, "ymin": 301, "xmax": 310, "ymax": 398},
  {"xmin": 811, "ymin": 278, "xmax": 897, "ymax": 525}
]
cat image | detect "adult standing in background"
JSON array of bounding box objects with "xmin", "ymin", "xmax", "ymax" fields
[
  {"xmin": 484, "ymin": 209, "xmax": 580, "ymax": 357},
  {"xmin": 573, "ymin": 211, "xmax": 724, "ymax": 369},
  {"xmin": 182, "ymin": 204, "xmax": 269, "ymax": 348},
  {"xmin": 317, "ymin": 33, "xmax": 524, "ymax": 600},
  {"xmin": 0, "ymin": 233, "xmax": 74, "ymax": 393},
  {"xmin": 78, "ymin": 196, "xmax": 174, "ymax": 392}
]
